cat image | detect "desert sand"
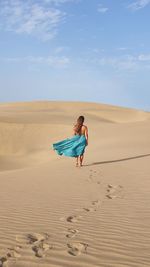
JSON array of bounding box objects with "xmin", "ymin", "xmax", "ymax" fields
[{"xmin": 0, "ymin": 101, "xmax": 150, "ymax": 267}]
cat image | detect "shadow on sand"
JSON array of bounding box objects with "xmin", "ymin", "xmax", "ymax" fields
[{"xmin": 84, "ymin": 153, "xmax": 150, "ymax": 166}]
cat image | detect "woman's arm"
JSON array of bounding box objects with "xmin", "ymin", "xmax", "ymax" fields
[{"xmin": 85, "ymin": 126, "xmax": 88, "ymax": 145}]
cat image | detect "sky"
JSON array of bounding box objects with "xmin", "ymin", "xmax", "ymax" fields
[{"xmin": 0, "ymin": 0, "xmax": 150, "ymax": 111}]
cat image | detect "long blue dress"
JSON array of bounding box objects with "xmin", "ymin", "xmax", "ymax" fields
[{"xmin": 52, "ymin": 134, "xmax": 87, "ymax": 157}]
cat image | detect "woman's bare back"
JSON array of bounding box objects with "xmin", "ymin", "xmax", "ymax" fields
[
  {"xmin": 73, "ymin": 124, "xmax": 88, "ymax": 146},
  {"xmin": 80, "ymin": 125, "xmax": 87, "ymax": 135}
]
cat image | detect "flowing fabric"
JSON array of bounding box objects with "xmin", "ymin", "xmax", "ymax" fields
[{"xmin": 52, "ymin": 134, "xmax": 87, "ymax": 157}]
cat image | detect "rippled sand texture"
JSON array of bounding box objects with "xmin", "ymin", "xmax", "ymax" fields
[{"xmin": 0, "ymin": 101, "xmax": 150, "ymax": 267}]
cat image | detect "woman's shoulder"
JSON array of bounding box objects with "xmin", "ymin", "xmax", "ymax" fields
[{"xmin": 82, "ymin": 124, "xmax": 88, "ymax": 129}]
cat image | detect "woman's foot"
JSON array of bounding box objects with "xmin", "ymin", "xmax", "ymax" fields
[{"xmin": 76, "ymin": 162, "xmax": 79, "ymax": 167}]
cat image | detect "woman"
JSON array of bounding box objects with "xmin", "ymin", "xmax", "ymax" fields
[{"xmin": 52, "ymin": 116, "xmax": 88, "ymax": 167}]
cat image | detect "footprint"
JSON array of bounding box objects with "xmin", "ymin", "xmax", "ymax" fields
[
  {"xmin": 27, "ymin": 233, "xmax": 49, "ymax": 244},
  {"xmin": 32, "ymin": 242, "xmax": 52, "ymax": 258},
  {"xmin": 106, "ymin": 194, "xmax": 117, "ymax": 199},
  {"xmin": 90, "ymin": 169, "xmax": 97, "ymax": 174},
  {"xmin": 16, "ymin": 232, "xmax": 52, "ymax": 258},
  {"xmin": 0, "ymin": 245, "xmax": 22, "ymax": 267},
  {"xmin": 88, "ymin": 169, "xmax": 101, "ymax": 184},
  {"xmin": 108, "ymin": 184, "xmax": 123, "ymax": 189},
  {"xmin": 107, "ymin": 184, "xmax": 114, "ymax": 189},
  {"xmin": 83, "ymin": 207, "xmax": 97, "ymax": 212},
  {"xmin": 83, "ymin": 199, "xmax": 101, "ymax": 212},
  {"xmin": 87, "ymin": 172, "xmax": 94, "ymax": 182},
  {"xmin": 87, "ymin": 177, "xmax": 100, "ymax": 184},
  {"xmin": 7, "ymin": 246, "xmax": 22, "ymax": 258},
  {"xmin": 91, "ymin": 200, "xmax": 101, "ymax": 207},
  {"xmin": 0, "ymin": 256, "xmax": 8, "ymax": 267},
  {"xmin": 66, "ymin": 215, "xmax": 81, "ymax": 223},
  {"xmin": 67, "ymin": 242, "xmax": 88, "ymax": 256},
  {"xmin": 66, "ymin": 228, "xmax": 79, "ymax": 238},
  {"xmin": 26, "ymin": 233, "xmax": 52, "ymax": 258},
  {"xmin": 106, "ymin": 184, "xmax": 124, "ymax": 199}
]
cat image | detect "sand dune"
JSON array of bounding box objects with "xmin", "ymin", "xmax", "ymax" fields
[
  {"xmin": 0, "ymin": 101, "xmax": 149, "ymax": 171},
  {"xmin": 0, "ymin": 101, "xmax": 150, "ymax": 266}
]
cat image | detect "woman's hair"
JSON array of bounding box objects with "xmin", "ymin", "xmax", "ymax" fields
[{"xmin": 74, "ymin": 115, "xmax": 84, "ymax": 134}]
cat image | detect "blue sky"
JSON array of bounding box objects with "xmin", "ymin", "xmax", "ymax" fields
[{"xmin": 0, "ymin": 0, "xmax": 150, "ymax": 110}]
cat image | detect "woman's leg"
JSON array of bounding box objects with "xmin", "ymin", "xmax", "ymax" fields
[
  {"xmin": 76, "ymin": 156, "xmax": 79, "ymax": 167},
  {"xmin": 79, "ymin": 154, "xmax": 84, "ymax": 166}
]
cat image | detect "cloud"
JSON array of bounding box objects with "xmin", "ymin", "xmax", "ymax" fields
[
  {"xmin": 117, "ymin": 47, "xmax": 130, "ymax": 51},
  {"xmin": 54, "ymin": 46, "xmax": 68, "ymax": 54},
  {"xmin": 97, "ymin": 4, "xmax": 108, "ymax": 13},
  {"xmin": 44, "ymin": 0, "xmax": 76, "ymax": 4},
  {"xmin": 2, "ymin": 55, "xmax": 70, "ymax": 68},
  {"xmin": 90, "ymin": 53, "xmax": 150, "ymax": 71},
  {"xmin": 91, "ymin": 55, "xmax": 137, "ymax": 71},
  {"xmin": 138, "ymin": 54, "xmax": 150, "ymax": 61},
  {"xmin": 128, "ymin": 0, "xmax": 150, "ymax": 10},
  {"xmin": 0, "ymin": 0, "xmax": 68, "ymax": 41}
]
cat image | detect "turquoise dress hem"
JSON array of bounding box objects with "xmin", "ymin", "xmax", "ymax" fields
[{"xmin": 52, "ymin": 134, "xmax": 87, "ymax": 157}]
